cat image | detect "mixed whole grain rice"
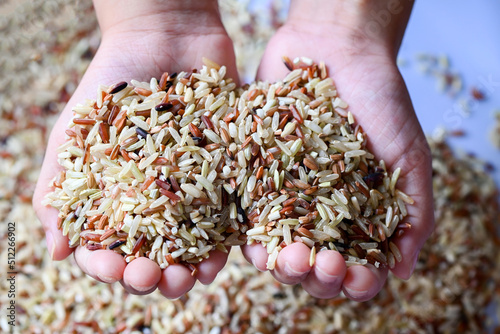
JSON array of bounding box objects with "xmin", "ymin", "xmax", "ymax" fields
[
  {"xmin": 43, "ymin": 60, "xmax": 245, "ymax": 269},
  {"xmin": 44, "ymin": 56, "xmax": 412, "ymax": 273},
  {"xmin": 1, "ymin": 0, "xmax": 500, "ymax": 333},
  {"xmin": 238, "ymin": 57, "xmax": 412, "ymax": 270}
]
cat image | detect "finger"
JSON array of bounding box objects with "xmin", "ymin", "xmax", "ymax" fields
[
  {"xmin": 255, "ymin": 36, "xmax": 296, "ymax": 83},
  {"xmin": 74, "ymin": 246, "xmax": 101, "ymax": 281},
  {"xmin": 32, "ymin": 59, "xmax": 115, "ymax": 261},
  {"xmin": 241, "ymin": 243, "xmax": 269, "ymax": 272},
  {"xmin": 196, "ymin": 248, "xmax": 230, "ymax": 285},
  {"xmin": 272, "ymin": 242, "xmax": 312, "ymax": 285},
  {"xmin": 390, "ymin": 179, "xmax": 435, "ymax": 279},
  {"xmin": 342, "ymin": 264, "xmax": 387, "ymax": 302},
  {"xmin": 390, "ymin": 212, "xmax": 432, "ymax": 279},
  {"xmin": 301, "ymin": 250, "xmax": 346, "ymax": 299},
  {"xmin": 386, "ymin": 138, "xmax": 434, "ymax": 280},
  {"xmin": 75, "ymin": 248, "xmax": 126, "ymax": 284},
  {"xmin": 74, "ymin": 246, "xmax": 120, "ymax": 284},
  {"xmin": 120, "ymin": 257, "xmax": 162, "ymax": 295},
  {"xmin": 37, "ymin": 206, "xmax": 73, "ymax": 261},
  {"xmin": 158, "ymin": 264, "xmax": 196, "ymax": 299},
  {"xmin": 33, "ymin": 123, "xmax": 75, "ymax": 261}
]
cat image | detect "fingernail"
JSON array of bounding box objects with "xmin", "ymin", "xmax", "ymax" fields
[
  {"xmin": 284, "ymin": 262, "xmax": 308, "ymax": 277},
  {"xmin": 316, "ymin": 266, "xmax": 341, "ymax": 281},
  {"xmin": 344, "ymin": 286, "xmax": 368, "ymax": 300},
  {"xmin": 251, "ymin": 258, "xmax": 261, "ymax": 272},
  {"xmin": 46, "ymin": 231, "xmax": 54, "ymax": 259},
  {"xmin": 130, "ymin": 283, "xmax": 154, "ymax": 292},
  {"xmin": 97, "ymin": 274, "xmax": 116, "ymax": 283}
]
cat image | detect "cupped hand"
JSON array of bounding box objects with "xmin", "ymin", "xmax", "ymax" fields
[
  {"xmin": 242, "ymin": 0, "xmax": 434, "ymax": 301},
  {"xmin": 33, "ymin": 0, "xmax": 238, "ymax": 298}
]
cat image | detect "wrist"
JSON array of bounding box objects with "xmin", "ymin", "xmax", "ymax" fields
[
  {"xmin": 286, "ymin": 0, "xmax": 414, "ymax": 58},
  {"xmin": 93, "ymin": 0, "xmax": 221, "ymax": 38}
]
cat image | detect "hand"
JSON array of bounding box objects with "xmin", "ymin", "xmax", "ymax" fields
[
  {"xmin": 33, "ymin": 0, "xmax": 239, "ymax": 298},
  {"xmin": 242, "ymin": 0, "xmax": 434, "ymax": 301}
]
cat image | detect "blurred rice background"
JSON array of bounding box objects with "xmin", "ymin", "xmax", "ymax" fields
[{"xmin": 0, "ymin": 0, "xmax": 499, "ymax": 333}]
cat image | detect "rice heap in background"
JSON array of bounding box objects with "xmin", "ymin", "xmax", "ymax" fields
[
  {"xmin": 219, "ymin": 0, "xmax": 287, "ymax": 81},
  {"xmin": 1, "ymin": 0, "xmax": 499, "ymax": 333}
]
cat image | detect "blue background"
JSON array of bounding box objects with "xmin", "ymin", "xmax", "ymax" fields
[{"xmin": 399, "ymin": 0, "xmax": 500, "ymax": 185}]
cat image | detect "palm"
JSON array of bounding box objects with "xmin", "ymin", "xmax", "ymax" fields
[
  {"xmin": 243, "ymin": 25, "xmax": 434, "ymax": 299},
  {"xmin": 33, "ymin": 30, "xmax": 239, "ymax": 298}
]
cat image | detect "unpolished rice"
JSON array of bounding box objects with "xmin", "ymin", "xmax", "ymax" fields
[
  {"xmin": 49, "ymin": 52, "xmax": 410, "ymax": 315},
  {"xmin": 241, "ymin": 58, "xmax": 413, "ymax": 270},
  {"xmin": 46, "ymin": 61, "xmax": 246, "ymax": 267}
]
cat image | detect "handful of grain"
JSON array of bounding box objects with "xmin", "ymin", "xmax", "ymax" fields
[
  {"xmin": 44, "ymin": 61, "xmax": 246, "ymax": 271},
  {"xmin": 240, "ymin": 57, "xmax": 413, "ymax": 269},
  {"xmin": 45, "ymin": 57, "xmax": 412, "ymax": 272}
]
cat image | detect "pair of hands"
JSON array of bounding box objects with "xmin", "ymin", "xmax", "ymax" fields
[{"xmin": 33, "ymin": 0, "xmax": 434, "ymax": 301}]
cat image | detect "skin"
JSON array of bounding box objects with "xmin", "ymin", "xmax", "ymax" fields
[
  {"xmin": 242, "ymin": 0, "xmax": 435, "ymax": 301},
  {"xmin": 33, "ymin": 0, "xmax": 238, "ymax": 299},
  {"xmin": 33, "ymin": 0, "xmax": 434, "ymax": 301}
]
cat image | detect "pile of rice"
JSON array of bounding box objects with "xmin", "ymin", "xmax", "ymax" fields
[
  {"xmin": 44, "ymin": 55, "xmax": 411, "ymax": 272},
  {"xmin": 43, "ymin": 63, "xmax": 246, "ymax": 269},
  {"xmin": 238, "ymin": 58, "xmax": 411, "ymax": 270}
]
